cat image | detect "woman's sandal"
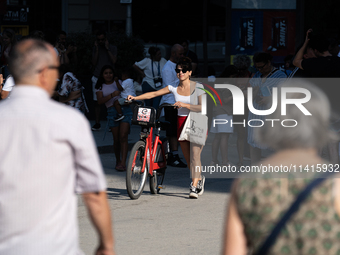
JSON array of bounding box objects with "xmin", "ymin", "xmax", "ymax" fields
[
  {"xmin": 210, "ymin": 160, "xmax": 220, "ymax": 166},
  {"xmin": 115, "ymin": 164, "xmax": 126, "ymax": 172}
]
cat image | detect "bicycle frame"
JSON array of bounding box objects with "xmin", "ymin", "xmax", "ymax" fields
[{"xmin": 140, "ymin": 127, "xmax": 167, "ymax": 176}]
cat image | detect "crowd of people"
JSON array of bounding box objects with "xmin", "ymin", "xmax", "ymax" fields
[{"xmin": 1, "ymin": 27, "xmax": 340, "ymax": 254}]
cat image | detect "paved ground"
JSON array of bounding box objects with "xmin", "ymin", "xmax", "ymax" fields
[{"xmin": 77, "ymin": 120, "xmax": 248, "ymax": 255}]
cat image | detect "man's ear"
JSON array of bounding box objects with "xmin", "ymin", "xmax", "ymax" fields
[{"xmin": 38, "ymin": 68, "xmax": 49, "ymax": 91}]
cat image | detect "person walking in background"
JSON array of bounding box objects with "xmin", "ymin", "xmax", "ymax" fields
[
  {"xmin": 159, "ymin": 44, "xmax": 187, "ymax": 168},
  {"xmin": 180, "ymin": 39, "xmax": 199, "ymax": 76},
  {"xmin": 248, "ymin": 52, "xmax": 287, "ymax": 165},
  {"xmin": 91, "ymin": 31, "xmax": 117, "ymax": 131},
  {"xmin": 0, "ymin": 29, "xmax": 16, "ymax": 79},
  {"xmin": 0, "ymin": 39, "xmax": 115, "ymax": 255},
  {"xmin": 57, "ymin": 64, "xmax": 88, "ymax": 114},
  {"xmin": 95, "ymin": 65, "xmax": 132, "ymax": 172},
  {"xmin": 133, "ymin": 46, "xmax": 167, "ymax": 108},
  {"xmin": 293, "ymin": 29, "xmax": 340, "ymax": 165},
  {"xmin": 232, "ymin": 54, "xmax": 253, "ymax": 168},
  {"xmin": 210, "ymin": 65, "xmax": 238, "ymax": 167}
]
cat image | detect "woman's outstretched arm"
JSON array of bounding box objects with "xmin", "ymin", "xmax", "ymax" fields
[{"xmin": 127, "ymin": 86, "xmax": 170, "ymax": 101}]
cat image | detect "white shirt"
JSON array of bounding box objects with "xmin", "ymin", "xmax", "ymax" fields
[
  {"xmin": 120, "ymin": 78, "xmax": 136, "ymax": 98},
  {"xmin": 159, "ymin": 60, "xmax": 179, "ymax": 105},
  {"xmin": 0, "ymin": 86, "xmax": 106, "ymax": 255},
  {"xmin": 2, "ymin": 76, "xmax": 15, "ymax": 93},
  {"xmin": 134, "ymin": 57, "xmax": 167, "ymax": 89},
  {"xmin": 167, "ymin": 83, "xmax": 205, "ymax": 116}
]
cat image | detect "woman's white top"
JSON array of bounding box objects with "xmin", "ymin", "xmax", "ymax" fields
[{"xmin": 167, "ymin": 83, "xmax": 205, "ymax": 116}]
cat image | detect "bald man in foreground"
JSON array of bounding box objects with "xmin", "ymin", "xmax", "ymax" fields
[{"xmin": 0, "ymin": 39, "xmax": 115, "ymax": 255}]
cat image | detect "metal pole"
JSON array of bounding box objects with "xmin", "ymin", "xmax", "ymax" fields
[
  {"xmin": 61, "ymin": 0, "xmax": 69, "ymax": 33},
  {"xmin": 225, "ymin": 0, "xmax": 232, "ymax": 66},
  {"xmin": 126, "ymin": 3, "xmax": 132, "ymax": 37},
  {"xmin": 203, "ymin": 0, "xmax": 208, "ymax": 77},
  {"xmin": 296, "ymin": 0, "xmax": 305, "ymax": 47}
]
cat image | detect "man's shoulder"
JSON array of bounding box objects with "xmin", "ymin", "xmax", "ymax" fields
[
  {"xmin": 162, "ymin": 61, "xmax": 175, "ymax": 71},
  {"xmin": 46, "ymin": 99, "xmax": 87, "ymax": 123}
]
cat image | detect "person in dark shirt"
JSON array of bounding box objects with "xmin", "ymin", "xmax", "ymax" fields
[
  {"xmin": 289, "ymin": 43, "xmax": 316, "ymax": 78},
  {"xmin": 293, "ymin": 29, "xmax": 340, "ymax": 78},
  {"xmin": 293, "ymin": 29, "xmax": 340, "ymax": 164},
  {"xmin": 180, "ymin": 39, "xmax": 199, "ymax": 76}
]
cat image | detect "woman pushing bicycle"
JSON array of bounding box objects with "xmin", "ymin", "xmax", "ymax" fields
[{"xmin": 127, "ymin": 57, "xmax": 206, "ymax": 199}]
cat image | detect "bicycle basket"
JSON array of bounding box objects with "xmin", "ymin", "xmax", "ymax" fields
[{"xmin": 132, "ymin": 106, "xmax": 157, "ymax": 127}]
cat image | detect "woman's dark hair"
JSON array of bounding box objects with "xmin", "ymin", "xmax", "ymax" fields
[
  {"xmin": 148, "ymin": 46, "xmax": 160, "ymax": 58},
  {"xmin": 95, "ymin": 65, "xmax": 114, "ymax": 90},
  {"xmin": 253, "ymin": 52, "xmax": 273, "ymax": 64},
  {"xmin": 220, "ymin": 65, "xmax": 238, "ymax": 78},
  {"xmin": 176, "ymin": 57, "xmax": 192, "ymax": 71}
]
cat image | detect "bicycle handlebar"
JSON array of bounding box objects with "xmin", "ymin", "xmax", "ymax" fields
[{"xmin": 125, "ymin": 100, "xmax": 176, "ymax": 121}]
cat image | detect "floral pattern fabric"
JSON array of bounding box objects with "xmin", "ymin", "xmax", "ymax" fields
[
  {"xmin": 58, "ymin": 72, "xmax": 88, "ymax": 113},
  {"xmin": 235, "ymin": 178, "xmax": 340, "ymax": 255}
]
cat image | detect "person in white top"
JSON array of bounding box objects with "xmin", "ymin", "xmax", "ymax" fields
[
  {"xmin": 133, "ymin": 46, "xmax": 167, "ymax": 108},
  {"xmin": 118, "ymin": 67, "xmax": 136, "ymax": 105},
  {"xmin": 128, "ymin": 57, "xmax": 206, "ymax": 199},
  {"xmin": 1, "ymin": 75, "xmax": 15, "ymax": 99},
  {"xmin": 0, "ymin": 39, "xmax": 115, "ymax": 255}
]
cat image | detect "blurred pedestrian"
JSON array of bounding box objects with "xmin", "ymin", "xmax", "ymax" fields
[
  {"xmin": 293, "ymin": 29, "xmax": 340, "ymax": 164},
  {"xmin": 223, "ymin": 81, "xmax": 338, "ymax": 255},
  {"xmin": 57, "ymin": 64, "xmax": 88, "ymax": 114},
  {"xmin": 1, "ymin": 29, "xmax": 16, "ymax": 79},
  {"xmin": 248, "ymin": 52, "xmax": 287, "ymax": 165},
  {"xmin": 0, "ymin": 39, "xmax": 115, "ymax": 255}
]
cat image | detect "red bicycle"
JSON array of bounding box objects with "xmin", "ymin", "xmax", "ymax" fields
[{"xmin": 126, "ymin": 102, "xmax": 171, "ymax": 199}]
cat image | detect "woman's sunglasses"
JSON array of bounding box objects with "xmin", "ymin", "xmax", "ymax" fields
[{"xmin": 175, "ymin": 68, "xmax": 189, "ymax": 73}]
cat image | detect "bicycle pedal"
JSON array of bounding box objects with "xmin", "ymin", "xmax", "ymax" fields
[{"xmin": 157, "ymin": 185, "xmax": 166, "ymax": 190}]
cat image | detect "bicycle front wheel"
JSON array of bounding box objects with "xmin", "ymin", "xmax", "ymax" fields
[{"xmin": 126, "ymin": 140, "xmax": 148, "ymax": 199}]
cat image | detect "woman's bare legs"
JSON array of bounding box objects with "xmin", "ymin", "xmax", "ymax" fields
[
  {"xmin": 211, "ymin": 133, "xmax": 221, "ymax": 164},
  {"xmin": 111, "ymin": 122, "xmax": 130, "ymax": 168},
  {"xmin": 191, "ymin": 143, "xmax": 204, "ymax": 187},
  {"xmin": 111, "ymin": 126, "xmax": 121, "ymax": 166},
  {"xmin": 220, "ymin": 133, "xmax": 230, "ymax": 165},
  {"xmin": 250, "ymin": 145, "xmax": 261, "ymax": 165},
  {"xmin": 235, "ymin": 125, "xmax": 246, "ymax": 166}
]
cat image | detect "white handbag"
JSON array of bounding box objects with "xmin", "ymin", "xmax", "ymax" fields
[{"xmin": 178, "ymin": 111, "xmax": 207, "ymax": 146}]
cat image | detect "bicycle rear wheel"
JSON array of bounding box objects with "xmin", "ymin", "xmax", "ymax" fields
[{"xmin": 126, "ymin": 140, "xmax": 148, "ymax": 199}]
